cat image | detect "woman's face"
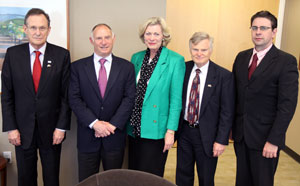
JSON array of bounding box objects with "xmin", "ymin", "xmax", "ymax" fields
[{"xmin": 144, "ymin": 24, "xmax": 163, "ymax": 51}]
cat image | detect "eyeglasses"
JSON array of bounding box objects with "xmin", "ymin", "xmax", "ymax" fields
[
  {"xmin": 27, "ymin": 26, "xmax": 48, "ymax": 32},
  {"xmin": 250, "ymin": 26, "xmax": 271, "ymax": 31}
]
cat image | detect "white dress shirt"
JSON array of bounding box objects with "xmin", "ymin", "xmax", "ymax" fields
[{"xmin": 184, "ymin": 61, "xmax": 210, "ymax": 121}]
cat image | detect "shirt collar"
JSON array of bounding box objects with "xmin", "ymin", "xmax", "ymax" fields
[
  {"xmin": 253, "ymin": 43, "xmax": 273, "ymax": 60},
  {"xmin": 93, "ymin": 53, "xmax": 112, "ymax": 63},
  {"xmin": 29, "ymin": 43, "xmax": 47, "ymax": 55},
  {"xmin": 192, "ymin": 60, "xmax": 210, "ymax": 74}
]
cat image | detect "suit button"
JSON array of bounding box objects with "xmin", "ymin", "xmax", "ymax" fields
[
  {"xmin": 153, "ymin": 120, "xmax": 157, "ymax": 123},
  {"xmin": 101, "ymin": 107, "xmax": 104, "ymax": 110},
  {"xmin": 153, "ymin": 105, "xmax": 157, "ymax": 108}
]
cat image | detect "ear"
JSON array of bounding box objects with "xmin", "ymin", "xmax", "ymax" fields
[
  {"xmin": 272, "ymin": 28, "xmax": 277, "ymax": 38},
  {"xmin": 89, "ymin": 37, "xmax": 94, "ymax": 45}
]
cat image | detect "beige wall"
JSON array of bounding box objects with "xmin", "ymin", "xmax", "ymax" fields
[
  {"xmin": 281, "ymin": 0, "xmax": 300, "ymax": 155},
  {"xmin": 166, "ymin": 0, "xmax": 279, "ymax": 70},
  {"xmin": 0, "ymin": 0, "xmax": 166, "ymax": 185}
]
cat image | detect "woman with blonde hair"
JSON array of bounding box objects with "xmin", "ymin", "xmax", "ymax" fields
[{"xmin": 127, "ymin": 17, "xmax": 185, "ymax": 177}]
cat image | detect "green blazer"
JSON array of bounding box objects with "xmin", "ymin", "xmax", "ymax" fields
[{"xmin": 127, "ymin": 47, "xmax": 185, "ymax": 139}]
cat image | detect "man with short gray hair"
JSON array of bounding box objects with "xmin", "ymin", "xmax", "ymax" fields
[{"xmin": 176, "ymin": 32, "xmax": 235, "ymax": 186}]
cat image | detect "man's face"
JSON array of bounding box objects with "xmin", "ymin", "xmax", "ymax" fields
[
  {"xmin": 190, "ymin": 39, "xmax": 212, "ymax": 68},
  {"xmin": 251, "ymin": 17, "xmax": 277, "ymax": 51},
  {"xmin": 23, "ymin": 14, "xmax": 51, "ymax": 50},
  {"xmin": 90, "ymin": 25, "xmax": 115, "ymax": 57}
]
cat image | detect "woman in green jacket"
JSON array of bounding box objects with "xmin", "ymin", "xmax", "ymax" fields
[{"xmin": 128, "ymin": 17, "xmax": 185, "ymax": 177}]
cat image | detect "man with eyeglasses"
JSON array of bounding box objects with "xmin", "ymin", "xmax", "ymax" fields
[
  {"xmin": 2, "ymin": 8, "xmax": 71, "ymax": 186},
  {"xmin": 232, "ymin": 10, "xmax": 298, "ymax": 186}
]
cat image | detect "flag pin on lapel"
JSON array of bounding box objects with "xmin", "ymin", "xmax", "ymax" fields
[
  {"xmin": 47, "ymin": 61, "xmax": 52, "ymax": 68},
  {"xmin": 208, "ymin": 84, "xmax": 212, "ymax": 87}
]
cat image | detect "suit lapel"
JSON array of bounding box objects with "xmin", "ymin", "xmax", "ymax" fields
[
  {"xmin": 143, "ymin": 47, "xmax": 168, "ymax": 102},
  {"xmin": 103, "ymin": 55, "xmax": 121, "ymax": 100},
  {"xmin": 84, "ymin": 55, "xmax": 102, "ymax": 100},
  {"xmin": 37, "ymin": 43, "xmax": 54, "ymax": 95},
  {"xmin": 249, "ymin": 45, "xmax": 277, "ymax": 83},
  {"xmin": 199, "ymin": 61, "xmax": 217, "ymax": 117},
  {"xmin": 182, "ymin": 61, "xmax": 194, "ymax": 110},
  {"xmin": 21, "ymin": 44, "xmax": 36, "ymax": 96}
]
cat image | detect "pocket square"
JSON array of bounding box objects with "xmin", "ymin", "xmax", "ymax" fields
[{"xmin": 208, "ymin": 84, "xmax": 212, "ymax": 87}]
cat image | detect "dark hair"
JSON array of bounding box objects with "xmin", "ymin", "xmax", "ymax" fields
[
  {"xmin": 251, "ymin": 10, "xmax": 277, "ymax": 30},
  {"xmin": 24, "ymin": 8, "xmax": 50, "ymax": 27}
]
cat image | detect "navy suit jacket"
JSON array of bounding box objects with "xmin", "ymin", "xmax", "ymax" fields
[
  {"xmin": 69, "ymin": 54, "xmax": 136, "ymax": 153},
  {"xmin": 232, "ymin": 45, "xmax": 298, "ymax": 150},
  {"xmin": 177, "ymin": 61, "xmax": 235, "ymax": 157},
  {"xmin": 2, "ymin": 42, "xmax": 71, "ymax": 149}
]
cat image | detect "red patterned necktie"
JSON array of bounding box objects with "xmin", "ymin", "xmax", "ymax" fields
[
  {"xmin": 98, "ymin": 58, "xmax": 107, "ymax": 98},
  {"xmin": 33, "ymin": 51, "xmax": 41, "ymax": 93},
  {"xmin": 187, "ymin": 69, "xmax": 201, "ymax": 126},
  {"xmin": 248, "ymin": 53, "xmax": 258, "ymax": 80}
]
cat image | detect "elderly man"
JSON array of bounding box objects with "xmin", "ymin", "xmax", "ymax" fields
[
  {"xmin": 176, "ymin": 32, "xmax": 235, "ymax": 186},
  {"xmin": 2, "ymin": 8, "xmax": 71, "ymax": 186}
]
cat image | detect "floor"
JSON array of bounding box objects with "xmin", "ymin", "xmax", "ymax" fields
[{"xmin": 164, "ymin": 143, "xmax": 300, "ymax": 186}]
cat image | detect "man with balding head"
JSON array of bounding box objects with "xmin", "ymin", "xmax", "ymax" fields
[{"xmin": 68, "ymin": 24, "xmax": 136, "ymax": 182}]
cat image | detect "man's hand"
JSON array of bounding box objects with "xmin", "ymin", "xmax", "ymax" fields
[
  {"xmin": 263, "ymin": 141, "xmax": 278, "ymax": 158},
  {"xmin": 53, "ymin": 129, "xmax": 65, "ymax": 145},
  {"xmin": 213, "ymin": 142, "xmax": 226, "ymax": 157},
  {"xmin": 8, "ymin": 129, "xmax": 21, "ymax": 146},
  {"xmin": 93, "ymin": 121, "xmax": 114, "ymax": 138},
  {"xmin": 163, "ymin": 130, "xmax": 175, "ymax": 153}
]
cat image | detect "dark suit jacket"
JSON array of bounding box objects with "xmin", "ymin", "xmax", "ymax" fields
[
  {"xmin": 2, "ymin": 42, "xmax": 71, "ymax": 149},
  {"xmin": 177, "ymin": 61, "xmax": 235, "ymax": 157},
  {"xmin": 69, "ymin": 54, "xmax": 136, "ymax": 153},
  {"xmin": 232, "ymin": 45, "xmax": 299, "ymax": 150}
]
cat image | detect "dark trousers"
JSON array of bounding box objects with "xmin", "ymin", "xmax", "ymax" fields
[
  {"xmin": 234, "ymin": 140, "xmax": 279, "ymax": 186},
  {"xmin": 15, "ymin": 127, "xmax": 61, "ymax": 186},
  {"xmin": 128, "ymin": 136, "xmax": 168, "ymax": 177},
  {"xmin": 78, "ymin": 147, "xmax": 124, "ymax": 182},
  {"xmin": 176, "ymin": 122, "xmax": 217, "ymax": 186}
]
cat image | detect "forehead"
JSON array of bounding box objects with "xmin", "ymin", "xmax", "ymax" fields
[
  {"xmin": 93, "ymin": 26, "xmax": 112, "ymax": 37},
  {"xmin": 191, "ymin": 39, "xmax": 210, "ymax": 49},
  {"xmin": 252, "ymin": 17, "xmax": 272, "ymax": 26},
  {"xmin": 26, "ymin": 14, "xmax": 48, "ymax": 26},
  {"xmin": 145, "ymin": 24, "xmax": 162, "ymax": 32}
]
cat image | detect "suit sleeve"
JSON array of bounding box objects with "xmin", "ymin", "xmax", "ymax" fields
[
  {"xmin": 215, "ymin": 72, "xmax": 235, "ymax": 145},
  {"xmin": 109, "ymin": 63, "xmax": 136, "ymax": 130},
  {"xmin": 267, "ymin": 55, "xmax": 299, "ymax": 148},
  {"xmin": 55, "ymin": 50, "xmax": 71, "ymax": 130},
  {"xmin": 167, "ymin": 55, "xmax": 186, "ymax": 131},
  {"xmin": 1, "ymin": 48, "xmax": 18, "ymax": 132}
]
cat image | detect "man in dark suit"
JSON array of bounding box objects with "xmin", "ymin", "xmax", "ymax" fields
[
  {"xmin": 176, "ymin": 32, "xmax": 235, "ymax": 186},
  {"xmin": 68, "ymin": 24, "xmax": 135, "ymax": 182},
  {"xmin": 232, "ymin": 10, "xmax": 299, "ymax": 186},
  {"xmin": 1, "ymin": 8, "xmax": 71, "ymax": 186}
]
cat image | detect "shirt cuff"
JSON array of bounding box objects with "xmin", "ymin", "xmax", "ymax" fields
[{"xmin": 89, "ymin": 119, "xmax": 98, "ymax": 129}]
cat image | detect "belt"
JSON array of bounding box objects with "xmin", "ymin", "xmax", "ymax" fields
[{"xmin": 183, "ymin": 120, "xmax": 199, "ymax": 128}]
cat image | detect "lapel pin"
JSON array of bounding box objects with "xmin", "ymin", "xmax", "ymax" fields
[
  {"xmin": 208, "ymin": 84, "xmax": 212, "ymax": 87},
  {"xmin": 47, "ymin": 61, "xmax": 52, "ymax": 67}
]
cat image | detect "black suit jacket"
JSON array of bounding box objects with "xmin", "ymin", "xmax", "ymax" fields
[
  {"xmin": 2, "ymin": 42, "xmax": 71, "ymax": 149},
  {"xmin": 177, "ymin": 61, "xmax": 235, "ymax": 157},
  {"xmin": 232, "ymin": 45, "xmax": 299, "ymax": 150},
  {"xmin": 69, "ymin": 54, "xmax": 136, "ymax": 153}
]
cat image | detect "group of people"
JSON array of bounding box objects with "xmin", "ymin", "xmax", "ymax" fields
[{"xmin": 1, "ymin": 7, "xmax": 298, "ymax": 186}]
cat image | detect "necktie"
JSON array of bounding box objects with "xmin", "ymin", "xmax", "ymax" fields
[
  {"xmin": 33, "ymin": 51, "xmax": 41, "ymax": 93},
  {"xmin": 187, "ymin": 69, "xmax": 201, "ymax": 126},
  {"xmin": 248, "ymin": 53, "xmax": 258, "ymax": 80},
  {"xmin": 98, "ymin": 58, "xmax": 107, "ymax": 98}
]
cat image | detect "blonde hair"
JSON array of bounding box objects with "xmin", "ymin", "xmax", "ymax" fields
[
  {"xmin": 189, "ymin": 32, "xmax": 214, "ymax": 50},
  {"xmin": 139, "ymin": 17, "xmax": 171, "ymax": 46}
]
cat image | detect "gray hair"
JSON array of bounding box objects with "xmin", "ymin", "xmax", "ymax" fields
[{"xmin": 189, "ymin": 32, "xmax": 214, "ymax": 50}]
